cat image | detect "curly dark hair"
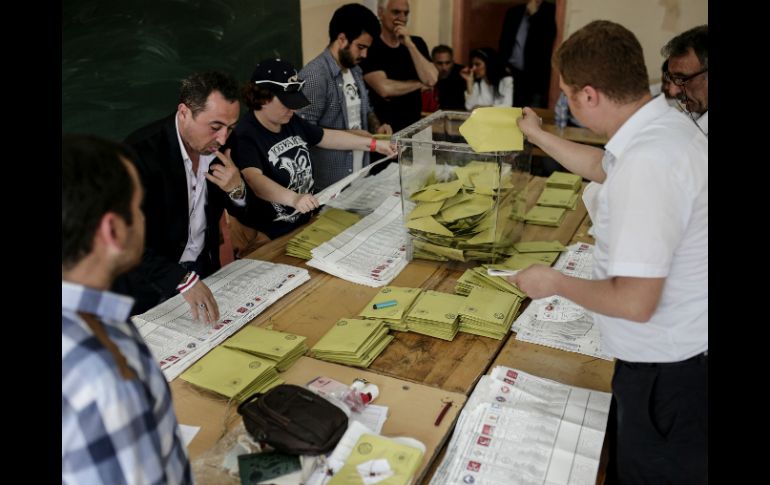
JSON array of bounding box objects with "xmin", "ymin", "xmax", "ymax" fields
[
  {"xmin": 555, "ymin": 20, "xmax": 649, "ymax": 104},
  {"xmin": 179, "ymin": 71, "xmax": 240, "ymax": 116},
  {"xmin": 62, "ymin": 134, "xmax": 137, "ymax": 269},
  {"xmin": 329, "ymin": 3, "xmax": 381, "ymax": 44}
]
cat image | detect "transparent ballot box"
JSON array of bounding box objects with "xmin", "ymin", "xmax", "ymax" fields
[{"xmin": 393, "ymin": 110, "xmax": 530, "ymax": 264}]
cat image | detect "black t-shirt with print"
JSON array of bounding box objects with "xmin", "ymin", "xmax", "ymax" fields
[
  {"xmin": 229, "ymin": 112, "xmax": 324, "ymax": 239},
  {"xmin": 360, "ymin": 35, "xmax": 432, "ymax": 132}
]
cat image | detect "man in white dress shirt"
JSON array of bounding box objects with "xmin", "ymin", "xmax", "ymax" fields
[{"xmin": 510, "ymin": 21, "xmax": 707, "ymax": 483}]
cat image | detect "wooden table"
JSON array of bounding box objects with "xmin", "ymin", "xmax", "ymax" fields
[{"xmin": 171, "ymin": 176, "xmax": 614, "ymax": 484}]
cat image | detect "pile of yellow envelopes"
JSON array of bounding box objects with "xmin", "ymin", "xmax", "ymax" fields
[
  {"xmin": 311, "ymin": 318, "xmax": 394, "ymax": 368},
  {"xmin": 457, "ymin": 286, "xmax": 522, "ymax": 340},
  {"xmin": 358, "ymin": 286, "xmax": 423, "ymax": 332},
  {"xmin": 403, "ymin": 290, "xmax": 467, "ymax": 341},
  {"xmin": 286, "ymin": 208, "xmax": 362, "ymax": 259},
  {"xmin": 222, "ymin": 326, "xmax": 308, "ymax": 371},
  {"xmin": 456, "ymin": 240, "xmax": 566, "ymax": 298},
  {"xmin": 524, "ymin": 172, "xmax": 583, "ymax": 226},
  {"xmin": 180, "ymin": 346, "xmax": 282, "ymax": 402},
  {"xmin": 405, "ymin": 161, "xmax": 525, "ymax": 262}
]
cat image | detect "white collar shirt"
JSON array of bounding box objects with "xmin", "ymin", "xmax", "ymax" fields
[
  {"xmin": 175, "ymin": 116, "xmax": 216, "ymax": 264},
  {"xmin": 592, "ymin": 95, "xmax": 708, "ymax": 362}
]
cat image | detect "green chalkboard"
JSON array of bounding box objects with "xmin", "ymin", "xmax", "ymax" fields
[{"xmin": 63, "ymin": 0, "xmax": 302, "ymax": 140}]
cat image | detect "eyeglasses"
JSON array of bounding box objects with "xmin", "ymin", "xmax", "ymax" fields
[
  {"xmin": 253, "ymin": 79, "xmax": 306, "ymax": 92},
  {"xmin": 663, "ymin": 68, "xmax": 708, "ymax": 87}
]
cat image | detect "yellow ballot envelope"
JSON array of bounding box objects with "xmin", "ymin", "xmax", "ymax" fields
[{"xmin": 459, "ymin": 106, "xmax": 524, "ymax": 152}]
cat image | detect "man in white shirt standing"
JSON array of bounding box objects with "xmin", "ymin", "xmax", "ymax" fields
[
  {"xmin": 662, "ymin": 25, "xmax": 708, "ymax": 136},
  {"xmin": 510, "ymin": 21, "xmax": 707, "ymax": 483}
]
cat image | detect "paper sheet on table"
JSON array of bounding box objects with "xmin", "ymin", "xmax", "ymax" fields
[
  {"xmin": 458, "ymin": 107, "xmax": 523, "ymax": 152},
  {"xmin": 328, "ymin": 434, "xmax": 424, "ymax": 485},
  {"xmin": 275, "ymin": 154, "xmax": 396, "ymax": 221},
  {"xmin": 178, "ymin": 424, "xmax": 200, "ymax": 448}
]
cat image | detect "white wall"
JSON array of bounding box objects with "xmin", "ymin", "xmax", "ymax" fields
[{"xmin": 563, "ymin": 0, "xmax": 708, "ymax": 83}]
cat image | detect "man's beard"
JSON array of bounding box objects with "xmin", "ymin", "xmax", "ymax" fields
[{"xmin": 339, "ymin": 46, "xmax": 358, "ymax": 69}]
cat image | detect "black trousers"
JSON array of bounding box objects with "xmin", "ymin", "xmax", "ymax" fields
[{"xmin": 605, "ymin": 352, "xmax": 708, "ymax": 484}]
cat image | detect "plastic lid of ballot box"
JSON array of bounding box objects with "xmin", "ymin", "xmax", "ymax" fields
[{"xmin": 392, "ymin": 110, "xmax": 531, "ymax": 266}]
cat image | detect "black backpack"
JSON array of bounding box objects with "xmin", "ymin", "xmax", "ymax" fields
[{"xmin": 237, "ymin": 384, "xmax": 349, "ymax": 455}]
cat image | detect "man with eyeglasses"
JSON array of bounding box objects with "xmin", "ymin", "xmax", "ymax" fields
[
  {"xmin": 510, "ymin": 21, "xmax": 707, "ymax": 483},
  {"xmin": 360, "ymin": 0, "xmax": 438, "ymax": 132},
  {"xmin": 113, "ymin": 71, "xmax": 255, "ymax": 320},
  {"xmin": 297, "ymin": 3, "xmax": 392, "ymax": 192},
  {"xmin": 661, "ymin": 25, "xmax": 708, "ymax": 135}
]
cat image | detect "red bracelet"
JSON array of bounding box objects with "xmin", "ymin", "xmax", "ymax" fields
[{"xmin": 369, "ymin": 138, "xmax": 377, "ymax": 152}]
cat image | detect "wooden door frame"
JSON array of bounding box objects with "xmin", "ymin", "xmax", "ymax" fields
[{"xmin": 452, "ymin": 0, "xmax": 567, "ymax": 109}]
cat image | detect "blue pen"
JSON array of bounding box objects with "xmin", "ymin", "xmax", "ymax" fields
[{"xmin": 373, "ymin": 299, "xmax": 397, "ymax": 309}]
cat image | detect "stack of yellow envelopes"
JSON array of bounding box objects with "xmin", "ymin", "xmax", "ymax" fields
[
  {"xmin": 545, "ymin": 171, "xmax": 583, "ymax": 191},
  {"xmin": 286, "ymin": 208, "xmax": 362, "ymax": 259},
  {"xmin": 328, "ymin": 433, "xmax": 424, "ymax": 485},
  {"xmin": 223, "ymin": 326, "xmax": 307, "ymax": 372},
  {"xmin": 455, "ymin": 267, "xmax": 527, "ymax": 298},
  {"xmin": 458, "ymin": 287, "xmax": 522, "ymax": 339},
  {"xmin": 358, "ymin": 286, "xmax": 423, "ymax": 331},
  {"xmin": 524, "ymin": 205, "xmax": 567, "ymax": 227},
  {"xmin": 311, "ymin": 318, "xmax": 393, "ymax": 368},
  {"xmin": 404, "ymin": 290, "xmax": 466, "ymax": 341},
  {"xmin": 513, "ymin": 240, "xmax": 567, "ymax": 253},
  {"xmin": 537, "ymin": 186, "xmax": 580, "ymax": 209},
  {"xmin": 180, "ymin": 346, "xmax": 282, "ymax": 402}
]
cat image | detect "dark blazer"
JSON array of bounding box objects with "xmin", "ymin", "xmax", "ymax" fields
[
  {"xmin": 113, "ymin": 114, "xmax": 256, "ymax": 314},
  {"xmin": 498, "ymin": 1, "xmax": 557, "ymax": 107}
]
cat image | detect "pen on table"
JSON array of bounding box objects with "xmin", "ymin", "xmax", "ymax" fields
[
  {"xmin": 434, "ymin": 400, "xmax": 452, "ymax": 426},
  {"xmin": 373, "ymin": 299, "xmax": 397, "ymax": 309}
]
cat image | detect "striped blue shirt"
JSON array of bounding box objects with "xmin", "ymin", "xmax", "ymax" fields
[{"xmin": 62, "ymin": 281, "xmax": 192, "ymax": 484}]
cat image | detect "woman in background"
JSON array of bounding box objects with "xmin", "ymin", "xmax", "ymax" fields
[{"xmin": 461, "ymin": 47, "xmax": 513, "ymax": 110}]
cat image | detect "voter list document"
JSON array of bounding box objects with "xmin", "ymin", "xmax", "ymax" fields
[
  {"xmin": 431, "ymin": 366, "xmax": 611, "ymax": 485},
  {"xmin": 132, "ymin": 259, "xmax": 310, "ymax": 381},
  {"xmin": 511, "ymin": 243, "xmax": 613, "ymax": 361},
  {"xmin": 324, "ymin": 162, "xmax": 400, "ymax": 215},
  {"xmin": 307, "ymin": 193, "xmax": 409, "ymax": 287}
]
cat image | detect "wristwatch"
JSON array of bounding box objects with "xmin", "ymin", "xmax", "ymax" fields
[{"xmin": 228, "ymin": 180, "xmax": 246, "ymax": 200}]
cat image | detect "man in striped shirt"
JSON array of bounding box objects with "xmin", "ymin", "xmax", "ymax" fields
[{"xmin": 62, "ymin": 135, "xmax": 192, "ymax": 484}]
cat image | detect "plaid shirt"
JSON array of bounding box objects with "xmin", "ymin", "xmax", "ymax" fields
[
  {"xmin": 62, "ymin": 281, "xmax": 192, "ymax": 484},
  {"xmin": 298, "ymin": 49, "xmax": 372, "ymax": 191}
]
